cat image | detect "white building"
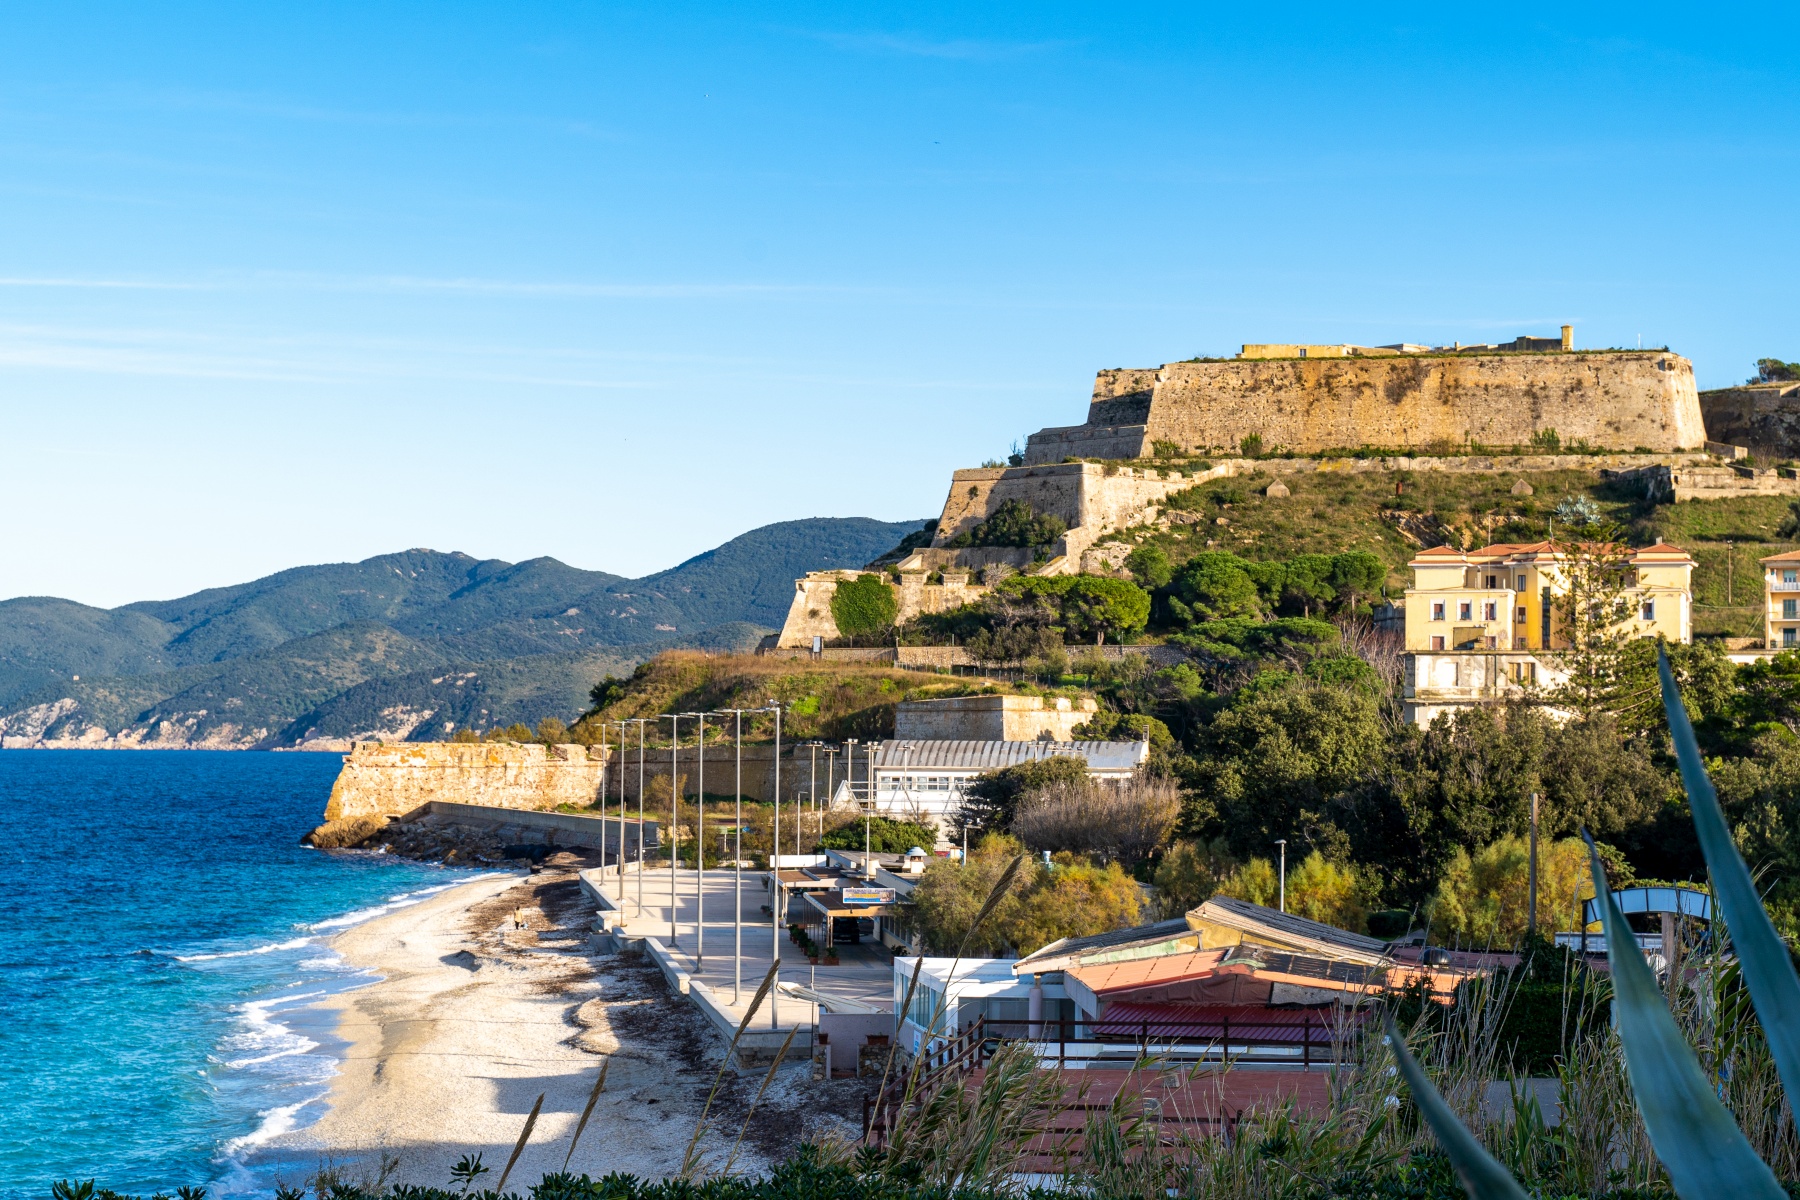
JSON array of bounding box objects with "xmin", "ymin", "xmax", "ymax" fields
[{"xmin": 836, "ymin": 738, "xmax": 1150, "ymax": 834}]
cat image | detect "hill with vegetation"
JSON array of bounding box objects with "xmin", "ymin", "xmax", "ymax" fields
[{"xmin": 0, "ymin": 518, "xmax": 923, "ymax": 749}]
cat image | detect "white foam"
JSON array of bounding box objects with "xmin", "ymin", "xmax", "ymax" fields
[
  {"xmin": 308, "ymin": 875, "xmax": 500, "ymax": 931},
  {"xmin": 177, "ymin": 936, "xmax": 314, "ymax": 963},
  {"xmin": 220, "ymin": 1099, "xmax": 311, "ymax": 1155}
]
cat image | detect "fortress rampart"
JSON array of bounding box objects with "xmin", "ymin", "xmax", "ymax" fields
[
  {"xmin": 322, "ymin": 740, "xmax": 611, "ymax": 821},
  {"xmin": 1026, "ymin": 350, "xmax": 1705, "ymax": 463}
]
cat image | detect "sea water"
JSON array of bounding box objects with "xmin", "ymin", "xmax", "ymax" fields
[{"xmin": 0, "ymin": 750, "xmax": 489, "ymax": 1198}]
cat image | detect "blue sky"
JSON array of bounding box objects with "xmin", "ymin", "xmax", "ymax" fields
[{"xmin": 3, "ymin": 3, "xmax": 1796, "ymax": 606}]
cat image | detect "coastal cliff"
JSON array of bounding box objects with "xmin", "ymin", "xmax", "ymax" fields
[{"xmin": 322, "ymin": 741, "xmax": 611, "ymax": 822}]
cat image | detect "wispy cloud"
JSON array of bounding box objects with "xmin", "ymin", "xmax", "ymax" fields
[
  {"xmin": 0, "ymin": 272, "xmax": 857, "ymax": 299},
  {"xmin": 792, "ymin": 29, "xmax": 1074, "ymax": 61}
]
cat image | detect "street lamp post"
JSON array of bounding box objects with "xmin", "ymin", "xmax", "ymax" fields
[
  {"xmin": 616, "ymin": 720, "xmax": 629, "ymax": 883},
  {"xmin": 768, "ymin": 700, "xmax": 783, "ymax": 1030},
  {"xmin": 692, "ymin": 712, "xmax": 707, "ymax": 967},
  {"xmin": 662, "ymin": 714, "xmax": 681, "ymax": 947},
  {"xmin": 633, "ymin": 717, "xmax": 648, "ymax": 913},
  {"xmin": 1275, "ymin": 839, "xmax": 1287, "ymax": 914},
  {"xmin": 732, "ymin": 709, "xmax": 744, "ymax": 1003}
]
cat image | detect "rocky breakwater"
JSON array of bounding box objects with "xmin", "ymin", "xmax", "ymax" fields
[{"xmin": 307, "ymin": 741, "xmax": 610, "ymax": 848}]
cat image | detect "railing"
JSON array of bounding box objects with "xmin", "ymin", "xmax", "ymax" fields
[
  {"xmin": 979, "ymin": 1015, "xmax": 1346, "ymax": 1071},
  {"xmin": 864, "ymin": 1017, "xmax": 995, "ymax": 1142},
  {"xmin": 1770, "ymin": 580, "xmax": 1800, "ymax": 592},
  {"xmin": 864, "ymin": 1013, "xmax": 1353, "ymax": 1148}
]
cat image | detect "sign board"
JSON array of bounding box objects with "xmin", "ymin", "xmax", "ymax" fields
[{"xmin": 840, "ymin": 887, "xmax": 896, "ymax": 907}]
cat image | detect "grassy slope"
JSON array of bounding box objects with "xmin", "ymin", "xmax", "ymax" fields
[
  {"xmin": 1121, "ymin": 464, "xmax": 1797, "ymax": 639},
  {"xmin": 583, "ymin": 651, "xmax": 1007, "ymax": 743}
]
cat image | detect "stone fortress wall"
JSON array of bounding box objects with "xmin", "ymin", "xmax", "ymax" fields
[
  {"xmin": 1699, "ymin": 381, "xmax": 1800, "ymax": 458},
  {"xmin": 1026, "ymin": 349, "xmax": 1706, "ymax": 464},
  {"xmin": 323, "ymin": 740, "xmax": 611, "ymax": 821}
]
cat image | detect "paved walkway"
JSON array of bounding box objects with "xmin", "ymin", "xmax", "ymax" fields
[{"xmin": 591, "ymin": 864, "xmax": 895, "ymax": 1025}]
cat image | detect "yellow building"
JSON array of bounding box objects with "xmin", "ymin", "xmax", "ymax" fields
[
  {"xmin": 1401, "ymin": 540, "xmax": 1694, "ymax": 725},
  {"xmin": 1761, "ymin": 550, "xmax": 1800, "ymax": 649}
]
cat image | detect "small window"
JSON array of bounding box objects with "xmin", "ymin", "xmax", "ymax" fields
[
  {"xmin": 1485, "ymin": 575, "xmax": 1498, "ymax": 589},
  {"xmin": 1786, "ymin": 628, "xmax": 1797, "ymax": 649},
  {"xmin": 1786, "ymin": 570, "xmax": 1798, "ymax": 584},
  {"xmin": 1484, "ymin": 602, "xmax": 1498, "ymax": 621},
  {"xmin": 1516, "ymin": 606, "xmax": 1527, "ymax": 624},
  {"xmin": 1515, "ymin": 574, "xmax": 1526, "ymax": 591},
  {"xmin": 1641, "ymin": 599, "xmax": 1655, "ymax": 621},
  {"xmin": 1514, "ymin": 636, "xmax": 1528, "ymax": 650},
  {"xmin": 1458, "ymin": 602, "xmax": 1472, "ymax": 621},
  {"xmin": 1512, "ymin": 661, "xmax": 1537, "ymax": 685},
  {"xmin": 1430, "ymin": 635, "xmax": 1445, "ymax": 651},
  {"xmin": 1785, "ymin": 599, "xmax": 1797, "ymax": 621},
  {"xmin": 1484, "ymin": 636, "xmax": 1498, "ymax": 649},
  {"xmin": 1431, "ymin": 602, "xmax": 1445, "ymax": 621}
]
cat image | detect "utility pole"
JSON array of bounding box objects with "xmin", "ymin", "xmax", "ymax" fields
[
  {"xmin": 1275, "ymin": 839, "xmax": 1287, "ymax": 914},
  {"xmin": 1528, "ymin": 792, "xmax": 1540, "ymax": 941}
]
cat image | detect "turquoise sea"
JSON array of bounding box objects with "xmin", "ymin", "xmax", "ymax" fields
[{"xmin": 0, "ymin": 750, "xmax": 488, "ymax": 1198}]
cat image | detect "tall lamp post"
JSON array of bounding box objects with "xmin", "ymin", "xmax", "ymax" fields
[
  {"xmin": 615, "ymin": 720, "xmax": 629, "ymax": 882},
  {"xmin": 730, "ymin": 708, "xmax": 745, "ymax": 1003},
  {"xmin": 767, "ymin": 700, "xmax": 783, "ymax": 1030},
  {"xmin": 661, "ymin": 714, "xmax": 682, "ymax": 948},
  {"xmin": 1275, "ymin": 839, "xmax": 1287, "ymax": 914},
  {"xmin": 631, "ymin": 717, "xmax": 649, "ymax": 913},
  {"xmin": 688, "ymin": 712, "xmax": 707, "ymax": 967}
]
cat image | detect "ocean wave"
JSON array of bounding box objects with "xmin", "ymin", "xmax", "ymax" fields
[
  {"xmin": 308, "ymin": 874, "xmax": 501, "ymax": 932},
  {"xmin": 176, "ymin": 936, "xmax": 315, "ymax": 963},
  {"xmin": 220, "ymin": 1099, "xmax": 313, "ymax": 1156}
]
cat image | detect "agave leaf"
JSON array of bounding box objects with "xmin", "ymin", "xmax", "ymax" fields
[
  {"xmin": 1584, "ymin": 831, "xmax": 1785, "ymax": 1200},
  {"xmin": 1383, "ymin": 1015, "xmax": 1529, "ymax": 1200},
  {"xmin": 1658, "ymin": 646, "xmax": 1800, "ymax": 1099}
]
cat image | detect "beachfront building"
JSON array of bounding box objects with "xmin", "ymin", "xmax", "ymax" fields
[
  {"xmin": 1763, "ymin": 550, "xmax": 1800, "ymax": 650},
  {"xmin": 836, "ymin": 738, "xmax": 1150, "ymax": 844},
  {"xmin": 1401, "ymin": 539, "xmax": 1695, "ymax": 725}
]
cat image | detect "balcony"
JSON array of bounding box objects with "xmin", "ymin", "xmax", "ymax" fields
[{"xmin": 1772, "ymin": 580, "xmax": 1800, "ymax": 592}]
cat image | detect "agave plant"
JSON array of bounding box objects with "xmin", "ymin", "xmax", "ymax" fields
[{"xmin": 1391, "ymin": 646, "xmax": 1800, "ymax": 1200}]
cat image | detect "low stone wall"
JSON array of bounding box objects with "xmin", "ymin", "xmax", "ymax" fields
[
  {"xmin": 408, "ymin": 802, "xmax": 658, "ymax": 855},
  {"xmin": 322, "ymin": 741, "xmax": 611, "ymax": 822}
]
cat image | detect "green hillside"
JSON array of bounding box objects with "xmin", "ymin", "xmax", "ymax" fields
[{"xmin": 0, "ymin": 518, "xmax": 923, "ymax": 747}]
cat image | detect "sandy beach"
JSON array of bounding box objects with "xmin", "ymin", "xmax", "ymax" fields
[{"xmin": 257, "ymin": 856, "xmax": 868, "ymax": 1192}]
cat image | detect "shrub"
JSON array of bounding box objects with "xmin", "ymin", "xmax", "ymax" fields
[
  {"xmin": 816, "ymin": 815, "xmax": 936, "ymax": 853},
  {"xmin": 1010, "ymin": 775, "xmax": 1182, "ymax": 867},
  {"xmin": 829, "ymin": 574, "xmax": 898, "ymax": 639},
  {"xmin": 945, "ymin": 498, "xmax": 1067, "ymax": 548}
]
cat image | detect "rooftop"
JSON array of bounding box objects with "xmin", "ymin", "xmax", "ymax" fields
[{"xmin": 875, "ymin": 739, "xmax": 1149, "ymax": 771}]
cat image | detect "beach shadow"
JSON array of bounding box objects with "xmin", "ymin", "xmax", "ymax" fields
[{"xmin": 441, "ymin": 950, "xmax": 480, "ymax": 971}]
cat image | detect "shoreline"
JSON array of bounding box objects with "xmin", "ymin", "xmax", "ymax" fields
[{"xmin": 246, "ymin": 854, "xmax": 859, "ymax": 1193}]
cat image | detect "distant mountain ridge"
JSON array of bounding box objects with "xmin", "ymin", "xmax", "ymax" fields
[{"xmin": 0, "ymin": 517, "xmax": 925, "ymax": 750}]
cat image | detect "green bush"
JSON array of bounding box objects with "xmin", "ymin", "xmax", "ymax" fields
[
  {"xmin": 945, "ymin": 498, "xmax": 1067, "ymax": 548},
  {"xmin": 830, "ymin": 574, "xmax": 898, "ymax": 639},
  {"xmin": 817, "ymin": 815, "xmax": 937, "ymax": 853}
]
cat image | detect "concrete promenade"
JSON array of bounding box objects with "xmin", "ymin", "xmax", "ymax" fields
[{"xmin": 589, "ymin": 864, "xmax": 894, "ymax": 1026}]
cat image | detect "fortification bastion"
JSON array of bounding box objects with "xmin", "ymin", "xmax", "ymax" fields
[{"xmin": 1026, "ymin": 348, "xmax": 1705, "ymax": 463}]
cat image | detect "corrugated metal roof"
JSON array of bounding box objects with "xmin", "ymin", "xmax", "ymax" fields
[
  {"xmin": 875, "ymin": 739, "xmax": 1149, "ymax": 771},
  {"xmin": 1014, "ymin": 917, "xmax": 1195, "ymax": 971},
  {"xmin": 1194, "ymin": 897, "xmax": 1390, "ymax": 959}
]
